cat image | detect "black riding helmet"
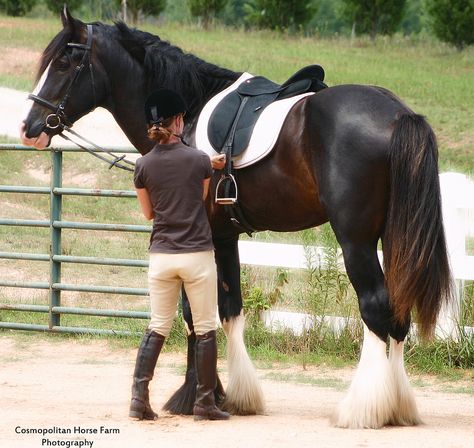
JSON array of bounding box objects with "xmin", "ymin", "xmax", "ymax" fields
[{"xmin": 144, "ymin": 89, "xmax": 187, "ymax": 125}]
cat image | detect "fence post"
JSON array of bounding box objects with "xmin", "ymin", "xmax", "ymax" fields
[
  {"xmin": 49, "ymin": 149, "xmax": 62, "ymax": 329},
  {"xmin": 437, "ymin": 173, "xmax": 466, "ymax": 340}
]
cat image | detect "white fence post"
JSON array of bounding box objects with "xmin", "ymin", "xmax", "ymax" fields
[
  {"xmin": 438, "ymin": 173, "xmax": 465, "ymax": 339},
  {"xmin": 438, "ymin": 173, "xmax": 474, "ymax": 339}
]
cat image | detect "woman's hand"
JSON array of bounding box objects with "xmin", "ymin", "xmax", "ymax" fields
[{"xmin": 211, "ymin": 154, "xmax": 226, "ymax": 170}]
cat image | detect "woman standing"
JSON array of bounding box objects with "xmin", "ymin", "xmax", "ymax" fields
[{"xmin": 129, "ymin": 88, "xmax": 229, "ymax": 421}]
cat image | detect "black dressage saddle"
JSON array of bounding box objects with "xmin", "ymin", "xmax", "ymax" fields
[{"xmin": 208, "ymin": 64, "xmax": 327, "ymax": 157}]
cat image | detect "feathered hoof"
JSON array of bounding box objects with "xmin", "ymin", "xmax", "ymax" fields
[
  {"xmin": 162, "ymin": 370, "xmax": 197, "ymax": 415},
  {"xmin": 332, "ymin": 383, "xmax": 396, "ymax": 429},
  {"xmin": 388, "ymin": 390, "xmax": 422, "ymax": 427},
  {"xmin": 333, "ymin": 326, "xmax": 397, "ymax": 429},
  {"xmin": 222, "ymin": 379, "xmax": 265, "ymax": 416},
  {"xmin": 162, "ymin": 370, "xmax": 226, "ymax": 415},
  {"xmin": 388, "ymin": 338, "xmax": 422, "ymax": 426},
  {"xmin": 221, "ymin": 314, "xmax": 265, "ymax": 415}
]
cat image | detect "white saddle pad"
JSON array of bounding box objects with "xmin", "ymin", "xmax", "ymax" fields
[{"xmin": 195, "ymin": 73, "xmax": 314, "ymax": 169}]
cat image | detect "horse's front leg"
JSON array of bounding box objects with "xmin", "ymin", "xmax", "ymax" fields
[
  {"xmin": 162, "ymin": 289, "xmax": 225, "ymax": 415},
  {"xmin": 215, "ymin": 236, "xmax": 265, "ymax": 415}
]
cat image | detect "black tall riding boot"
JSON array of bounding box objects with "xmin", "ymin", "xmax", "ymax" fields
[
  {"xmin": 193, "ymin": 330, "xmax": 230, "ymax": 421},
  {"xmin": 129, "ymin": 330, "xmax": 165, "ymax": 420}
]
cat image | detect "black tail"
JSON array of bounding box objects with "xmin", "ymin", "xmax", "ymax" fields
[{"xmin": 383, "ymin": 114, "xmax": 453, "ymax": 339}]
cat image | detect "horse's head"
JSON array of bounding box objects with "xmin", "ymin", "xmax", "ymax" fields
[{"xmin": 20, "ymin": 7, "xmax": 109, "ymax": 149}]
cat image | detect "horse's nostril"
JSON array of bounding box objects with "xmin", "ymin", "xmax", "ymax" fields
[{"xmin": 24, "ymin": 121, "xmax": 45, "ymax": 138}]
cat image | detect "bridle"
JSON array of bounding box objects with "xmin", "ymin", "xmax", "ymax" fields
[{"xmin": 28, "ymin": 24, "xmax": 135, "ymax": 172}]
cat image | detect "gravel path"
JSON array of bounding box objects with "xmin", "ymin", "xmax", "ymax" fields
[{"xmin": 0, "ymin": 336, "xmax": 473, "ymax": 448}]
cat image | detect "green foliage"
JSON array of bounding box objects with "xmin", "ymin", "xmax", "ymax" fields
[
  {"xmin": 301, "ymin": 224, "xmax": 353, "ymax": 317},
  {"xmin": 405, "ymin": 328, "xmax": 474, "ymax": 372},
  {"xmin": 187, "ymin": 0, "xmax": 227, "ymax": 27},
  {"xmin": 220, "ymin": 0, "xmax": 247, "ymax": 26},
  {"xmin": 44, "ymin": 0, "xmax": 84, "ymax": 14},
  {"xmin": 77, "ymin": 0, "xmax": 119, "ymax": 21},
  {"xmin": 463, "ymin": 281, "xmax": 474, "ymax": 327},
  {"xmin": 162, "ymin": 0, "xmax": 191, "ymax": 22},
  {"xmin": 427, "ymin": 0, "xmax": 474, "ymax": 50},
  {"xmin": 341, "ymin": 0, "xmax": 407, "ymax": 38},
  {"xmin": 242, "ymin": 267, "xmax": 288, "ymax": 318},
  {"xmin": 243, "ymin": 0, "xmax": 316, "ymax": 31},
  {"xmin": 0, "ymin": 0, "xmax": 36, "ymax": 16},
  {"xmin": 307, "ymin": 0, "xmax": 348, "ymax": 36},
  {"xmin": 114, "ymin": 0, "xmax": 167, "ymax": 23},
  {"xmin": 399, "ymin": 0, "xmax": 428, "ymax": 35}
]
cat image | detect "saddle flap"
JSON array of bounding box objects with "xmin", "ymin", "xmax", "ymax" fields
[
  {"xmin": 237, "ymin": 76, "xmax": 281, "ymax": 96},
  {"xmin": 277, "ymin": 79, "xmax": 312, "ymax": 100},
  {"xmin": 207, "ymin": 93, "xmax": 242, "ymax": 154}
]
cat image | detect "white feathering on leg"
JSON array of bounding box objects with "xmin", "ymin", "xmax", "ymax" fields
[
  {"xmin": 222, "ymin": 313, "xmax": 265, "ymax": 415},
  {"xmin": 333, "ymin": 324, "xmax": 397, "ymax": 428},
  {"xmin": 388, "ymin": 337, "xmax": 422, "ymax": 426}
]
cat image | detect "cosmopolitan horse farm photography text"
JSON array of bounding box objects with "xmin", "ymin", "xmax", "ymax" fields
[{"xmin": 0, "ymin": 1, "xmax": 473, "ymax": 448}]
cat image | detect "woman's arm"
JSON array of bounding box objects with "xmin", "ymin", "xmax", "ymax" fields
[
  {"xmin": 136, "ymin": 188, "xmax": 154, "ymax": 220},
  {"xmin": 203, "ymin": 178, "xmax": 210, "ymax": 200}
]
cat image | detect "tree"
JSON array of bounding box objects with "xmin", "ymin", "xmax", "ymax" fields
[
  {"xmin": 243, "ymin": 0, "xmax": 316, "ymax": 31},
  {"xmin": 44, "ymin": 0, "xmax": 84, "ymax": 14},
  {"xmin": 400, "ymin": 0, "xmax": 427, "ymax": 35},
  {"xmin": 341, "ymin": 0, "xmax": 406, "ymax": 39},
  {"xmin": 427, "ymin": 0, "xmax": 474, "ymax": 50},
  {"xmin": 307, "ymin": 0, "xmax": 348, "ymax": 36},
  {"xmin": 221, "ymin": 0, "xmax": 247, "ymax": 27},
  {"xmin": 187, "ymin": 0, "xmax": 228, "ymax": 28},
  {"xmin": 114, "ymin": 0, "xmax": 167, "ymax": 24},
  {"xmin": 0, "ymin": 0, "xmax": 36, "ymax": 16}
]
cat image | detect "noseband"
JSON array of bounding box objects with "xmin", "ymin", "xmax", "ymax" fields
[{"xmin": 28, "ymin": 24, "xmax": 135, "ymax": 172}]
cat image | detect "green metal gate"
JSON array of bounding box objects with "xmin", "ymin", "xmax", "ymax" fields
[{"xmin": 0, "ymin": 144, "xmax": 151, "ymax": 335}]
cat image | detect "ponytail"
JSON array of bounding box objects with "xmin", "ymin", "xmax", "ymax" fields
[{"xmin": 147, "ymin": 116, "xmax": 177, "ymax": 144}]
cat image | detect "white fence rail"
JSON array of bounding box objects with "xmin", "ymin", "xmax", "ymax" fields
[{"xmin": 238, "ymin": 173, "xmax": 474, "ymax": 340}]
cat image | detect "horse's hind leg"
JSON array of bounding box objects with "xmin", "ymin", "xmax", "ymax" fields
[
  {"xmin": 332, "ymin": 240, "xmax": 420, "ymax": 428},
  {"xmin": 388, "ymin": 336, "xmax": 421, "ymax": 426}
]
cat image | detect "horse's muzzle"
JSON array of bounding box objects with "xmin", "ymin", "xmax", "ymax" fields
[{"xmin": 19, "ymin": 121, "xmax": 51, "ymax": 150}]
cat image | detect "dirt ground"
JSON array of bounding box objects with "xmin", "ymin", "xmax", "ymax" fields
[{"xmin": 0, "ymin": 336, "xmax": 473, "ymax": 448}]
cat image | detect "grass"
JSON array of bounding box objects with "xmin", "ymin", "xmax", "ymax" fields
[
  {"xmin": 0, "ymin": 14, "xmax": 473, "ymax": 172},
  {"xmin": 1, "ymin": 16, "xmax": 473, "ymax": 377},
  {"xmin": 262, "ymin": 371, "xmax": 348, "ymax": 390},
  {"xmin": 1, "ymin": 147, "xmax": 473, "ymax": 374}
]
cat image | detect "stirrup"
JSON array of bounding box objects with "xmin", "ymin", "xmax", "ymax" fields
[{"xmin": 215, "ymin": 174, "xmax": 238, "ymax": 205}]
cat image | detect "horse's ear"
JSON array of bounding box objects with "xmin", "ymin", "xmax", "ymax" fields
[{"xmin": 60, "ymin": 5, "xmax": 85, "ymax": 40}]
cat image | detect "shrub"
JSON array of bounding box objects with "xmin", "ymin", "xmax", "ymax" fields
[{"xmin": 427, "ymin": 0, "xmax": 474, "ymax": 50}]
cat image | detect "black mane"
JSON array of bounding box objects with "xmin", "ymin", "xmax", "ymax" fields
[
  {"xmin": 115, "ymin": 22, "xmax": 240, "ymax": 118},
  {"xmin": 37, "ymin": 20, "xmax": 239, "ymax": 119}
]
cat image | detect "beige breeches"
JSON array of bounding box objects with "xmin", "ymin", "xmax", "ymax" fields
[{"xmin": 147, "ymin": 250, "xmax": 218, "ymax": 337}]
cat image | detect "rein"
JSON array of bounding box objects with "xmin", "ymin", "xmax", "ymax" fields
[{"xmin": 28, "ymin": 24, "xmax": 135, "ymax": 172}]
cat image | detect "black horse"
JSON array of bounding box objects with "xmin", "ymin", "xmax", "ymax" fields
[{"xmin": 20, "ymin": 9, "xmax": 452, "ymax": 428}]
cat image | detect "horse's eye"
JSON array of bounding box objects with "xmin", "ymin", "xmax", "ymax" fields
[{"xmin": 53, "ymin": 58, "xmax": 70, "ymax": 71}]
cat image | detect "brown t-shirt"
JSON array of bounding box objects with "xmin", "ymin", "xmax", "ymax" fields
[{"xmin": 134, "ymin": 142, "xmax": 213, "ymax": 253}]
